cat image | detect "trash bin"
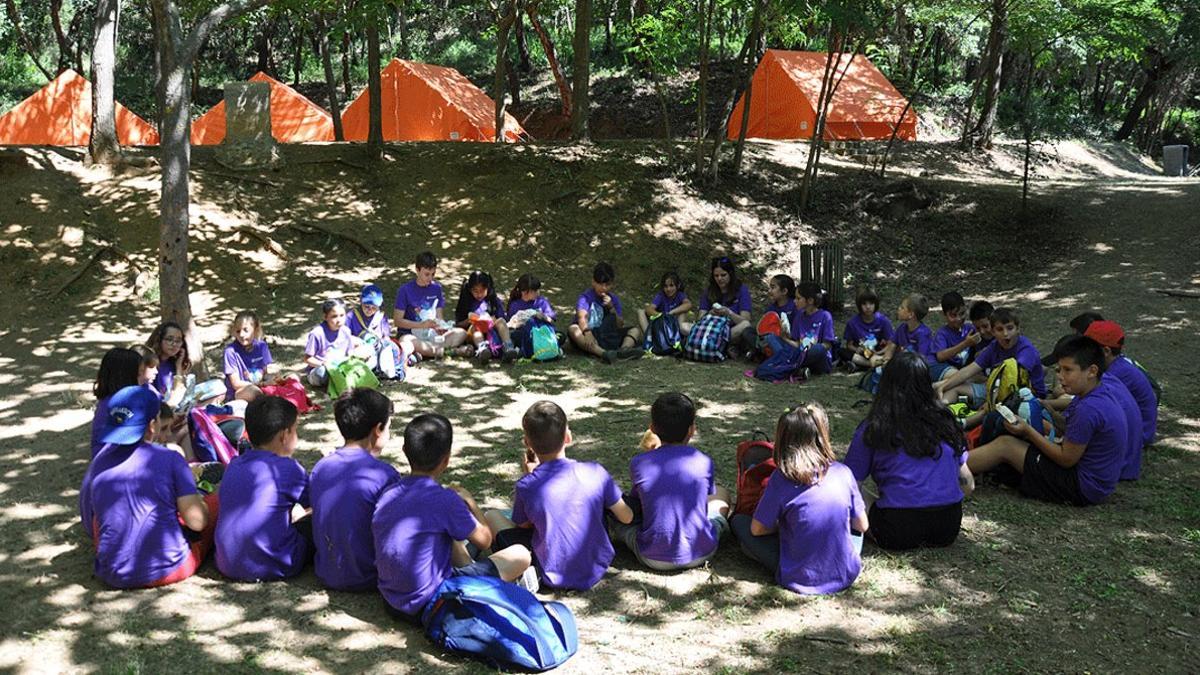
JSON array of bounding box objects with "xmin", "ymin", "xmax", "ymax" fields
[{"xmin": 1163, "ymin": 145, "xmax": 1188, "ymax": 176}]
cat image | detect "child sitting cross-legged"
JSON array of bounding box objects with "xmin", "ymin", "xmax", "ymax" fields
[
  {"xmin": 216, "ymin": 396, "xmax": 313, "ymax": 581},
  {"xmin": 731, "ymin": 404, "xmax": 868, "ymax": 595},
  {"xmin": 486, "ymin": 401, "xmax": 634, "ymax": 591},
  {"xmin": 310, "ymin": 388, "xmax": 401, "ymax": 591},
  {"xmin": 930, "ymin": 292, "xmax": 982, "ymax": 383},
  {"xmin": 373, "ymin": 413, "xmax": 535, "ymax": 622},
  {"xmin": 838, "ymin": 287, "xmax": 894, "ymax": 371},
  {"xmin": 608, "ymin": 392, "xmax": 730, "ymax": 570}
]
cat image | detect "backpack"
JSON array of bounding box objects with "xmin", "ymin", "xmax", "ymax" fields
[
  {"xmin": 644, "ymin": 313, "xmax": 683, "ymax": 356},
  {"xmin": 420, "ymin": 576, "xmax": 578, "ymax": 672},
  {"xmin": 260, "ymin": 378, "xmax": 321, "ymax": 414},
  {"xmin": 753, "ymin": 337, "xmax": 806, "ymax": 382},
  {"xmin": 983, "ymin": 357, "xmax": 1031, "ymax": 413},
  {"xmin": 755, "ymin": 312, "xmax": 787, "ymax": 357},
  {"xmin": 683, "ymin": 314, "xmax": 730, "ymax": 362},
  {"xmin": 734, "ymin": 433, "xmax": 776, "ymax": 516},
  {"xmin": 188, "ymin": 407, "xmax": 239, "ymax": 465},
  {"xmin": 327, "ymin": 358, "xmax": 381, "ymax": 398},
  {"xmin": 857, "ymin": 366, "xmax": 883, "ymax": 395},
  {"xmin": 521, "ymin": 321, "xmax": 563, "ymax": 361}
]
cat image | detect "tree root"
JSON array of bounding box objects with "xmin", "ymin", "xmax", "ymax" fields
[{"xmin": 46, "ymin": 244, "xmax": 131, "ymax": 297}]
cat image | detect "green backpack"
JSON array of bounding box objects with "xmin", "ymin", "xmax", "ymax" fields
[{"xmin": 327, "ymin": 358, "xmax": 381, "ymax": 398}]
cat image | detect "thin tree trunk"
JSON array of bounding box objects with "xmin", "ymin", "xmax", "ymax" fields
[
  {"xmin": 694, "ymin": 0, "xmax": 716, "ymax": 179},
  {"xmin": 4, "ymin": 0, "xmax": 54, "ymax": 80},
  {"xmin": 89, "ymin": 0, "xmax": 122, "ymax": 165},
  {"xmin": 1115, "ymin": 50, "xmax": 1172, "ymax": 141},
  {"xmin": 366, "ymin": 24, "xmax": 383, "ymax": 158},
  {"xmin": 515, "ymin": 10, "xmax": 531, "ymax": 71},
  {"xmin": 799, "ymin": 33, "xmax": 849, "ymax": 212},
  {"xmin": 495, "ymin": 0, "xmax": 518, "ymax": 142},
  {"xmin": 291, "ymin": 21, "xmax": 303, "ymax": 86},
  {"xmin": 398, "ymin": 0, "xmax": 410, "ymax": 58},
  {"xmin": 49, "ymin": 0, "xmax": 78, "ymax": 73},
  {"xmin": 318, "ymin": 14, "xmax": 344, "ymax": 140},
  {"xmin": 721, "ymin": 0, "xmax": 765, "ymax": 179},
  {"xmin": 570, "ymin": 0, "xmax": 592, "ymax": 140},
  {"xmin": 526, "ymin": 1, "xmax": 572, "ymax": 117},
  {"xmin": 341, "ymin": 32, "xmax": 352, "ymax": 99},
  {"xmin": 973, "ymin": 0, "xmax": 1008, "ymax": 149}
]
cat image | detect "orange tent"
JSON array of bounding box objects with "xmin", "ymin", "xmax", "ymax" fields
[
  {"xmin": 191, "ymin": 72, "xmax": 335, "ymax": 145},
  {"xmin": 727, "ymin": 50, "xmax": 917, "ymax": 141},
  {"xmin": 342, "ymin": 59, "xmax": 524, "ymax": 142},
  {"xmin": 0, "ymin": 69, "xmax": 159, "ymax": 146}
]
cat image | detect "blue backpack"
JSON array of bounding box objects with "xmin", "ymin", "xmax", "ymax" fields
[
  {"xmin": 520, "ymin": 320, "xmax": 563, "ymax": 361},
  {"xmin": 754, "ymin": 335, "xmax": 805, "ymax": 381},
  {"xmin": 644, "ymin": 313, "xmax": 683, "ymax": 356},
  {"xmin": 420, "ymin": 576, "xmax": 578, "ymax": 671}
]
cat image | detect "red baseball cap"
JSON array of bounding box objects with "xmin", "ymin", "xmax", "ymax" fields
[{"xmin": 1084, "ymin": 320, "xmax": 1124, "ymax": 349}]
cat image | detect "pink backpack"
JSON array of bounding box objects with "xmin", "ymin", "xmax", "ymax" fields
[{"xmin": 188, "ymin": 407, "xmax": 238, "ymax": 465}]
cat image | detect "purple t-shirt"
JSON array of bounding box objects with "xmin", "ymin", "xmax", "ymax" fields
[
  {"xmin": 576, "ymin": 289, "xmax": 624, "ymax": 328},
  {"xmin": 90, "ymin": 441, "xmax": 198, "ymax": 588},
  {"xmin": 651, "ymin": 291, "xmax": 689, "ymax": 315},
  {"xmin": 90, "ymin": 397, "xmax": 111, "ymax": 457},
  {"xmin": 347, "ymin": 307, "xmax": 391, "ymax": 341},
  {"xmin": 1104, "ymin": 375, "xmax": 1144, "ymax": 481},
  {"xmin": 974, "ymin": 335, "xmax": 1047, "ymax": 397},
  {"xmin": 373, "ymin": 475, "xmax": 477, "ymax": 615},
  {"xmin": 507, "ymin": 296, "xmax": 557, "ymax": 322},
  {"xmin": 843, "ymin": 312, "xmax": 895, "ymax": 350},
  {"xmin": 1107, "ymin": 356, "xmax": 1157, "ymax": 446},
  {"xmin": 304, "ymin": 324, "xmax": 353, "ymax": 367},
  {"xmin": 932, "ymin": 323, "xmax": 974, "ymax": 368},
  {"xmin": 791, "ymin": 308, "xmax": 836, "ymax": 346},
  {"xmin": 630, "ymin": 444, "xmax": 718, "ymax": 564},
  {"xmin": 843, "ymin": 423, "xmax": 967, "ymax": 509},
  {"xmin": 311, "ymin": 447, "xmax": 401, "ymax": 591},
  {"xmin": 764, "ymin": 299, "xmax": 797, "ymax": 316},
  {"xmin": 153, "ymin": 359, "xmax": 176, "ymax": 400},
  {"xmin": 512, "ymin": 458, "xmax": 622, "ymax": 590},
  {"xmin": 752, "ymin": 462, "xmax": 865, "ymax": 595},
  {"xmin": 223, "ymin": 339, "xmax": 273, "ymax": 399},
  {"xmin": 1063, "ymin": 378, "xmax": 1128, "ymax": 504},
  {"xmin": 216, "ymin": 449, "xmax": 311, "ymax": 581},
  {"xmin": 699, "ymin": 285, "xmax": 753, "ymax": 315},
  {"xmin": 393, "ymin": 280, "xmax": 445, "ymax": 335},
  {"xmin": 893, "ymin": 322, "xmax": 935, "ymax": 364}
]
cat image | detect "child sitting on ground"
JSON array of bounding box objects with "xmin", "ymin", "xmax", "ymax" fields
[
  {"xmin": 967, "ymin": 300, "xmax": 995, "ymax": 363},
  {"xmin": 373, "ymin": 413, "xmax": 535, "ymax": 621},
  {"xmin": 347, "ymin": 284, "xmax": 407, "ymax": 381},
  {"xmin": 967, "ymin": 336, "xmax": 1127, "ymax": 506},
  {"xmin": 486, "ymin": 401, "xmax": 634, "ymax": 591},
  {"xmin": 224, "ymin": 310, "xmax": 275, "ymax": 402},
  {"xmin": 1083, "ymin": 320, "xmax": 1157, "ymax": 448},
  {"xmin": 568, "ymin": 261, "xmax": 644, "ymax": 364},
  {"xmin": 936, "ymin": 307, "xmax": 1047, "ymax": 406},
  {"xmin": 787, "ymin": 282, "xmax": 837, "ymax": 376},
  {"xmin": 311, "ymin": 388, "xmax": 401, "ymax": 591},
  {"xmin": 886, "ymin": 293, "xmax": 935, "ymax": 366},
  {"xmin": 747, "ymin": 274, "xmax": 796, "ymax": 358},
  {"xmin": 839, "ymin": 288, "xmax": 894, "ymax": 371},
  {"xmin": 305, "ymin": 298, "xmax": 366, "ymax": 388},
  {"xmin": 609, "ymin": 393, "xmax": 730, "ymax": 570},
  {"xmin": 216, "ymin": 396, "xmax": 312, "ymax": 581},
  {"xmin": 453, "ymin": 271, "xmax": 522, "ymax": 365},
  {"xmin": 730, "ymin": 403, "xmax": 868, "ymax": 595},
  {"xmin": 392, "ymin": 251, "xmax": 467, "ymax": 360},
  {"xmin": 930, "ymin": 291, "xmax": 981, "ymax": 382},
  {"xmin": 638, "ymin": 271, "xmax": 693, "ymax": 335},
  {"xmin": 89, "ymin": 385, "xmax": 216, "ymax": 588}
]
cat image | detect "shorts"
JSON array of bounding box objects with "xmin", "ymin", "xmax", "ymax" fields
[
  {"xmin": 868, "ymin": 501, "xmax": 962, "ymax": 550},
  {"xmin": 1002, "ymin": 445, "xmax": 1088, "ymax": 506},
  {"xmin": 929, "ymin": 362, "xmax": 955, "ymax": 382},
  {"xmin": 452, "ymin": 557, "xmax": 500, "ymax": 579},
  {"xmin": 609, "ymin": 514, "xmax": 730, "ymax": 571},
  {"xmin": 968, "ymin": 382, "xmax": 987, "ymax": 407}
]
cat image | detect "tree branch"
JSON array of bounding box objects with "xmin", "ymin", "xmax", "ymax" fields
[{"xmin": 183, "ymin": 0, "xmax": 274, "ymax": 64}]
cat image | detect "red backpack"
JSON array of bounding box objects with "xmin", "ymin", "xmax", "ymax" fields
[
  {"xmin": 734, "ymin": 433, "xmax": 777, "ymax": 516},
  {"xmin": 756, "ymin": 313, "xmax": 784, "ymax": 357}
]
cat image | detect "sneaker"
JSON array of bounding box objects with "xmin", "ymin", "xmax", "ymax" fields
[
  {"xmin": 515, "ymin": 566, "xmax": 540, "ymax": 594},
  {"xmin": 617, "ymin": 347, "xmax": 644, "ymax": 361},
  {"xmin": 456, "ymin": 345, "xmax": 475, "ymax": 359},
  {"xmin": 501, "ymin": 346, "xmax": 522, "ymax": 363},
  {"xmin": 602, "ymin": 349, "xmax": 619, "ymax": 364},
  {"xmin": 474, "ymin": 346, "xmax": 493, "ymax": 366}
]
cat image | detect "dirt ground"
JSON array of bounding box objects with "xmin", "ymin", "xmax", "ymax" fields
[{"xmin": 0, "ymin": 138, "xmax": 1197, "ymax": 673}]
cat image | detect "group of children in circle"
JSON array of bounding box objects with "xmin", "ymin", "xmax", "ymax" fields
[{"xmin": 78, "ymin": 247, "xmax": 1160, "ymax": 635}]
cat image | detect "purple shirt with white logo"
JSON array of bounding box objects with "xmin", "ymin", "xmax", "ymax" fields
[
  {"xmin": 932, "ymin": 323, "xmax": 974, "ymax": 368},
  {"xmin": 90, "ymin": 441, "xmax": 198, "ymax": 588},
  {"xmin": 373, "ymin": 475, "xmax": 478, "ymax": 616},
  {"xmin": 216, "ymin": 449, "xmax": 311, "ymax": 581},
  {"xmin": 843, "ymin": 312, "xmax": 895, "ymax": 350},
  {"xmin": 512, "ymin": 457, "xmax": 622, "ymax": 590},
  {"xmin": 843, "ymin": 423, "xmax": 967, "ymax": 509},
  {"xmin": 752, "ymin": 462, "xmax": 865, "ymax": 595},
  {"xmin": 699, "ymin": 285, "xmax": 753, "ymax": 315},
  {"xmin": 1064, "ymin": 378, "xmax": 1128, "ymax": 504},
  {"xmin": 1107, "ymin": 356, "xmax": 1157, "ymax": 446},
  {"xmin": 630, "ymin": 444, "xmax": 718, "ymax": 565},
  {"xmin": 576, "ymin": 289, "xmax": 624, "ymax": 328},
  {"xmin": 651, "ymin": 291, "xmax": 689, "ymax": 315},
  {"xmin": 893, "ymin": 322, "xmax": 935, "ymax": 364},
  {"xmin": 507, "ymin": 296, "xmax": 557, "ymax": 322},
  {"xmin": 304, "ymin": 324, "xmax": 353, "ymax": 369},
  {"xmin": 974, "ymin": 335, "xmax": 1047, "ymax": 398},
  {"xmin": 393, "ymin": 280, "xmax": 445, "ymax": 335},
  {"xmin": 311, "ymin": 447, "xmax": 401, "ymax": 591},
  {"xmin": 347, "ymin": 307, "xmax": 391, "ymax": 341},
  {"xmin": 223, "ymin": 339, "xmax": 273, "ymax": 399}
]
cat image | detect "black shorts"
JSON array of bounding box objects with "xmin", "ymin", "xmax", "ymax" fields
[
  {"xmin": 1015, "ymin": 446, "xmax": 1088, "ymax": 506},
  {"xmin": 868, "ymin": 501, "xmax": 963, "ymax": 550}
]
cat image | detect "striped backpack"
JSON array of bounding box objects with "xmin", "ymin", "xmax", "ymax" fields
[{"xmin": 683, "ymin": 314, "xmax": 730, "ymax": 362}]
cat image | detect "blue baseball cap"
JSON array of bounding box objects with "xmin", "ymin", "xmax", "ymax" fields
[
  {"xmin": 361, "ymin": 284, "xmax": 384, "ymax": 307},
  {"xmin": 99, "ymin": 385, "xmax": 161, "ymax": 445}
]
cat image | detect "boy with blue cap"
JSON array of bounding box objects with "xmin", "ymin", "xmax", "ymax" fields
[
  {"xmin": 87, "ymin": 385, "xmax": 216, "ymax": 588},
  {"xmin": 348, "ymin": 283, "xmax": 407, "ymax": 381}
]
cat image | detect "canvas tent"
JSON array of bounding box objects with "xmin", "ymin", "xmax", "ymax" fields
[
  {"xmin": 191, "ymin": 72, "xmax": 335, "ymax": 145},
  {"xmin": 0, "ymin": 69, "xmax": 159, "ymax": 146},
  {"xmin": 342, "ymin": 59, "xmax": 525, "ymax": 142},
  {"xmin": 727, "ymin": 50, "xmax": 917, "ymax": 142}
]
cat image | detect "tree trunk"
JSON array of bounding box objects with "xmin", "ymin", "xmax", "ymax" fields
[
  {"xmin": 723, "ymin": 0, "xmax": 765, "ymax": 178},
  {"xmin": 973, "ymin": 0, "xmax": 1008, "ymax": 149},
  {"xmin": 366, "ymin": 24, "xmax": 383, "ymax": 158},
  {"xmin": 526, "ymin": 1, "xmax": 572, "ymax": 117},
  {"xmin": 318, "ymin": 15, "xmax": 344, "ymax": 141},
  {"xmin": 341, "ymin": 32, "xmax": 352, "ymax": 99},
  {"xmin": 798, "ymin": 33, "xmax": 848, "ymax": 213},
  {"xmin": 570, "ymin": 0, "xmax": 592, "ymax": 140},
  {"xmin": 397, "ymin": 0, "xmax": 410, "ymax": 58},
  {"xmin": 4, "ymin": 0, "xmax": 55, "ymax": 80},
  {"xmin": 49, "ymin": 0, "xmax": 78, "ymax": 73},
  {"xmin": 89, "ymin": 0, "xmax": 122, "ymax": 165},
  {"xmin": 291, "ymin": 21, "xmax": 303, "ymax": 86},
  {"xmin": 256, "ymin": 20, "xmax": 274, "ymax": 75},
  {"xmin": 495, "ymin": 0, "xmax": 518, "ymax": 142},
  {"xmin": 603, "ymin": 0, "xmax": 613, "ymax": 54},
  {"xmin": 1114, "ymin": 50, "xmax": 1172, "ymax": 141},
  {"xmin": 515, "ymin": 10, "xmax": 531, "ymax": 72},
  {"xmin": 931, "ymin": 29, "xmax": 943, "ymax": 89},
  {"xmin": 694, "ymin": 0, "xmax": 716, "ymax": 179}
]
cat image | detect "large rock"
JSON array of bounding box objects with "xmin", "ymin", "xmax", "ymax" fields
[{"xmin": 215, "ymin": 82, "xmax": 282, "ymax": 169}]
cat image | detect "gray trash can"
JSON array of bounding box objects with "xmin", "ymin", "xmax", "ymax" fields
[{"xmin": 1163, "ymin": 145, "xmax": 1188, "ymax": 177}]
